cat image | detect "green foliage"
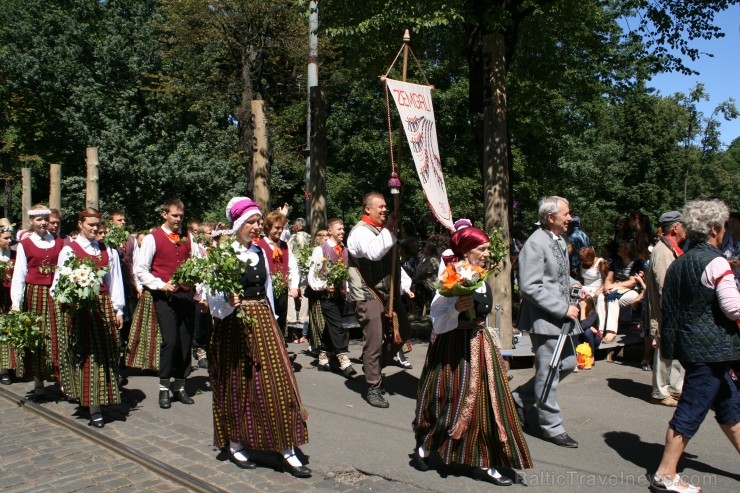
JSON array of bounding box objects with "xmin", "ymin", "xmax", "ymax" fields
[
  {"xmin": 104, "ymin": 226, "xmax": 131, "ymax": 249},
  {"xmin": 0, "ymin": 311, "xmax": 45, "ymax": 354},
  {"xmin": 270, "ymin": 271, "xmax": 288, "ymax": 298},
  {"xmin": 487, "ymin": 227, "xmax": 508, "ymax": 276},
  {"xmin": 171, "ymin": 241, "xmax": 251, "ymax": 296}
]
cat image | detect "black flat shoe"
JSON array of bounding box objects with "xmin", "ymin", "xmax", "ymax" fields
[
  {"xmin": 317, "ymin": 363, "xmax": 331, "ymax": 372},
  {"xmin": 173, "ymin": 390, "xmax": 194, "ymax": 405},
  {"xmin": 411, "ymin": 450, "xmax": 429, "ymax": 471},
  {"xmin": 545, "ymin": 432, "xmax": 578, "ymax": 448},
  {"xmin": 282, "ymin": 457, "xmax": 311, "ymax": 478},
  {"xmin": 89, "ymin": 413, "xmax": 105, "ymax": 428},
  {"xmin": 473, "ymin": 468, "xmax": 513, "ymax": 486},
  {"xmin": 159, "ymin": 390, "xmax": 171, "ymax": 409},
  {"xmin": 0, "ymin": 374, "xmax": 11, "ymax": 385},
  {"xmin": 229, "ymin": 450, "xmax": 257, "ymax": 469},
  {"xmin": 340, "ymin": 366, "xmax": 357, "ymax": 378}
]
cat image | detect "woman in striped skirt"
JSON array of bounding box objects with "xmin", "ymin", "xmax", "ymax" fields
[
  {"xmin": 412, "ymin": 226, "xmax": 532, "ymax": 486},
  {"xmin": 207, "ymin": 197, "xmax": 310, "ymax": 477},
  {"xmin": 9, "ymin": 205, "xmax": 65, "ymax": 397},
  {"xmin": 1, "ymin": 219, "xmax": 23, "ymax": 385},
  {"xmin": 52, "ymin": 208, "xmax": 123, "ymax": 428}
]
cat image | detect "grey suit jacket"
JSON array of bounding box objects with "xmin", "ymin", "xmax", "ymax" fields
[{"xmin": 517, "ymin": 227, "xmax": 578, "ymax": 336}]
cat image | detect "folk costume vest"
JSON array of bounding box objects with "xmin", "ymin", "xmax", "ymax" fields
[
  {"xmin": 347, "ymin": 221, "xmax": 399, "ymax": 303},
  {"xmin": 257, "ymin": 237, "xmax": 290, "ymax": 279},
  {"xmin": 241, "ymin": 247, "xmax": 268, "ymax": 298},
  {"xmin": 151, "ymin": 228, "xmax": 191, "ymax": 291},
  {"xmin": 69, "ymin": 241, "xmax": 110, "ymax": 294},
  {"xmin": 20, "ymin": 236, "xmax": 64, "ymax": 286}
]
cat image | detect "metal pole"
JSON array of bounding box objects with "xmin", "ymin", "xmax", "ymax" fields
[{"xmin": 306, "ymin": 0, "xmax": 318, "ymax": 231}]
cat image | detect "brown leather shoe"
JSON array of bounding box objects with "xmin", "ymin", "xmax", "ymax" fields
[{"xmin": 650, "ymin": 396, "xmax": 678, "ymax": 407}]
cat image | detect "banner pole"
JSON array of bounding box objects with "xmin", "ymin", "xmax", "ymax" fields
[{"xmin": 387, "ymin": 30, "xmax": 410, "ymax": 336}]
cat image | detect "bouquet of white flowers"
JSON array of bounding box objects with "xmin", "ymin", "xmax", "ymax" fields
[{"xmin": 53, "ymin": 256, "xmax": 110, "ymax": 307}]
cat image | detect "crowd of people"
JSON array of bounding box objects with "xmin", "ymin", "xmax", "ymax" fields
[{"xmin": 0, "ymin": 193, "xmax": 738, "ymax": 490}]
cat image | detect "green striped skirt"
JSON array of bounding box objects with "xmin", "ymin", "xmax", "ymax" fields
[
  {"xmin": 413, "ymin": 324, "xmax": 532, "ymax": 470},
  {"xmin": 209, "ymin": 298, "xmax": 308, "ymax": 452},
  {"xmin": 57, "ymin": 294, "xmax": 121, "ymax": 406},
  {"xmin": 126, "ymin": 290, "xmax": 161, "ymax": 371}
]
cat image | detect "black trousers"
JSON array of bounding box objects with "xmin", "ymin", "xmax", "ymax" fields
[
  {"xmin": 320, "ymin": 297, "xmax": 348, "ymax": 354},
  {"xmin": 151, "ymin": 290, "xmax": 195, "ymax": 380},
  {"xmin": 273, "ymin": 292, "xmax": 289, "ymax": 339}
]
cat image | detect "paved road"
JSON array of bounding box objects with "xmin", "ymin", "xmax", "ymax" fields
[
  {"xmin": 0, "ymin": 396, "xmax": 188, "ymax": 493},
  {"xmin": 1, "ymin": 336, "xmax": 738, "ymax": 492}
]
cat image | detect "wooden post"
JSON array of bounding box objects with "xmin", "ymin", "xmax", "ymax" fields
[
  {"xmin": 251, "ymin": 99, "xmax": 270, "ymax": 212},
  {"xmin": 21, "ymin": 168, "xmax": 32, "ymax": 230},
  {"xmin": 309, "ymin": 86, "xmax": 327, "ymax": 233},
  {"xmin": 85, "ymin": 147, "xmax": 99, "ymax": 210},
  {"xmin": 49, "ymin": 163, "xmax": 61, "ymax": 211},
  {"xmin": 482, "ymin": 33, "xmax": 513, "ymax": 349}
]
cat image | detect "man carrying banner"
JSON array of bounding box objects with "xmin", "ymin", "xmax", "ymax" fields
[{"xmin": 347, "ymin": 192, "xmax": 411, "ymax": 408}]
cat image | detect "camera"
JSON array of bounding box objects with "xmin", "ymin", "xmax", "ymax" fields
[{"xmin": 569, "ymin": 286, "xmax": 583, "ymax": 299}]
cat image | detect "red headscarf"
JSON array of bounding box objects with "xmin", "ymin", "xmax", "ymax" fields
[{"xmin": 450, "ymin": 226, "xmax": 489, "ymax": 259}]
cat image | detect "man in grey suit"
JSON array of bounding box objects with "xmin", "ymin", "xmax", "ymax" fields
[{"xmin": 512, "ymin": 196, "xmax": 581, "ymax": 448}]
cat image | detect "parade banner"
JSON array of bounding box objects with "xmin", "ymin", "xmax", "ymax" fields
[{"xmin": 385, "ymin": 78, "xmax": 454, "ymax": 231}]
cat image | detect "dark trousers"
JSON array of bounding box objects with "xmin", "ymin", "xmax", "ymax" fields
[
  {"xmin": 152, "ymin": 290, "xmax": 195, "ymax": 380},
  {"xmin": 355, "ymin": 297, "xmax": 410, "ymax": 387},
  {"xmin": 193, "ymin": 305, "xmax": 211, "ymax": 349},
  {"xmin": 274, "ymin": 292, "xmax": 289, "ymax": 340},
  {"xmin": 320, "ymin": 297, "xmax": 348, "ymax": 354}
]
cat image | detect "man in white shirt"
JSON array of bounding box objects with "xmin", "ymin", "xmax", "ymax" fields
[
  {"xmin": 308, "ymin": 218, "xmax": 355, "ymax": 378},
  {"xmin": 347, "ymin": 192, "xmax": 410, "ymax": 408},
  {"xmin": 134, "ymin": 198, "xmax": 199, "ymax": 409}
]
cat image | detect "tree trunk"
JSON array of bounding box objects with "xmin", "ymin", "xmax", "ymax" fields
[
  {"xmin": 482, "ymin": 33, "xmax": 513, "ymax": 349},
  {"xmin": 49, "ymin": 163, "xmax": 61, "ymax": 211},
  {"xmin": 309, "ymin": 86, "xmax": 327, "ymax": 234},
  {"xmin": 21, "ymin": 168, "xmax": 32, "ymax": 230},
  {"xmin": 85, "ymin": 147, "xmax": 99, "ymax": 210},
  {"xmin": 236, "ymin": 48, "xmax": 255, "ymax": 196},
  {"xmin": 251, "ymin": 98, "xmax": 270, "ymax": 211}
]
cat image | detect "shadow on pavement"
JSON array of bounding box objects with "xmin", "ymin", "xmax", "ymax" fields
[
  {"xmin": 603, "ymin": 431, "xmax": 740, "ymax": 481},
  {"xmin": 606, "ymin": 377, "xmax": 651, "ymax": 402}
]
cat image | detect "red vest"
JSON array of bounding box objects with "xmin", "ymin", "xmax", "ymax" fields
[
  {"xmin": 258, "ymin": 237, "xmax": 289, "ymax": 278},
  {"xmin": 151, "ymin": 228, "xmax": 191, "ymax": 291},
  {"xmin": 21, "ymin": 236, "xmax": 64, "ymax": 286},
  {"xmin": 69, "ymin": 241, "xmax": 109, "ymax": 294}
]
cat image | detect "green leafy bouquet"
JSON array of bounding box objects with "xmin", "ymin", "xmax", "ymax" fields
[
  {"xmin": 0, "ymin": 311, "xmax": 45, "ymax": 353},
  {"xmin": 270, "ymin": 271, "xmax": 288, "ymax": 298},
  {"xmin": 171, "ymin": 241, "xmax": 251, "ymax": 297},
  {"xmin": 294, "ymin": 243, "xmax": 315, "ymax": 276},
  {"xmin": 104, "ymin": 226, "xmax": 131, "ymax": 248},
  {"xmin": 319, "ymin": 258, "xmax": 349, "ymax": 286},
  {"xmin": 54, "ymin": 256, "xmax": 110, "ymax": 307},
  {"xmin": 0, "ymin": 258, "xmax": 13, "ymax": 284}
]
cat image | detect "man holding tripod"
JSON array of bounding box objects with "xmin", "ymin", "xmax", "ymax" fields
[{"xmin": 511, "ymin": 196, "xmax": 582, "ymax": 448}]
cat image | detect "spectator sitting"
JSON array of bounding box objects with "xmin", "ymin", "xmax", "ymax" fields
[
  {"xmin": 578, "ymin": 246, "xmax": 608, "ymax": 335},
  {"xmin": 602, "ymin": 240, "xmax": 645, "ymax": 344}
]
